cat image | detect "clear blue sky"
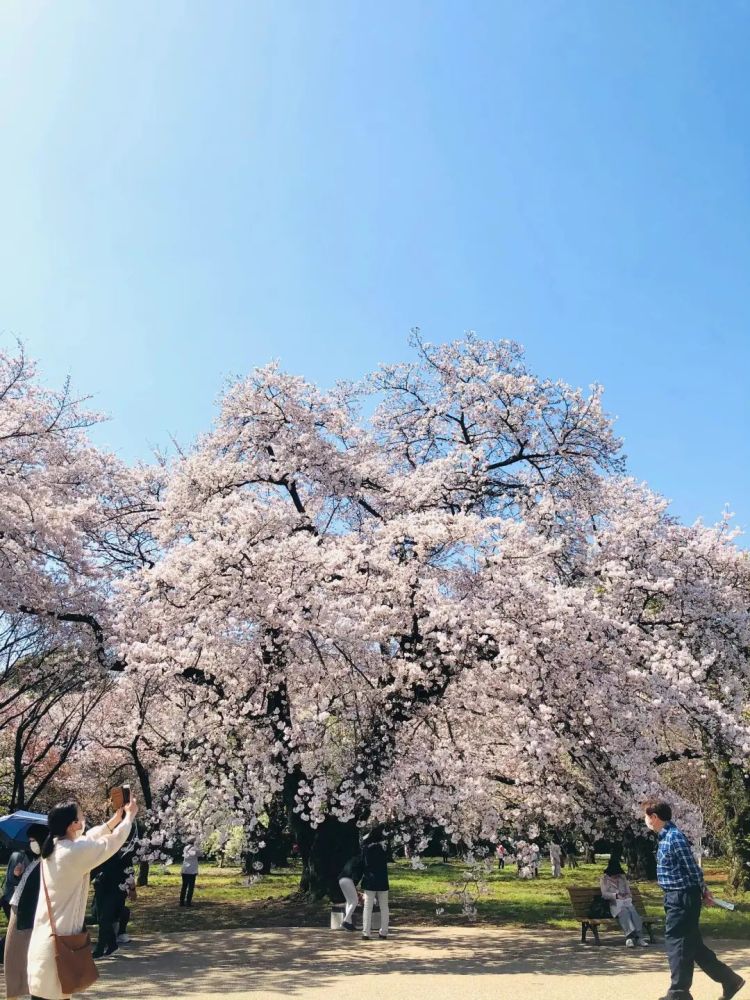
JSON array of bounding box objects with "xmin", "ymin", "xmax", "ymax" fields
[{"xmin": 1, "ymin": 1, "xmax": 748, "ymax": 534}]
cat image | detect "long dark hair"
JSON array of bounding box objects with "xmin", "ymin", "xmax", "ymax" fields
[
  {"xmin": 41, "ymin": 801, "xmax": 79, "ymax": 859},
  {"xmin": 28, "ymin": 823, "xmax": 48, "ymax": 852}
]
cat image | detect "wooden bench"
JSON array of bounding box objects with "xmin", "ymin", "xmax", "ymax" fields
[{"xmin": 568, "ymin": 886, "xmax": 658, "ymax": 945}]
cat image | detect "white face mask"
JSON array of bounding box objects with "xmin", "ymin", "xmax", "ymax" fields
[
  {"xmin": 29, "ymin": 841, "xmax": 41, "ymax": 856},
  {"xmin": 79, "ymin": 818, "xmax": 87, "ymax": 837}
]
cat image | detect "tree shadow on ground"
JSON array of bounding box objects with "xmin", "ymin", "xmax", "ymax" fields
[{"xmin": 94, "ymin": 926, "xmax": 750, "ymax": 998}]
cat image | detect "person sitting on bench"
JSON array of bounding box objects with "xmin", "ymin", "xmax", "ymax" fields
[{"xmin": 600, "ymin": 858, "xmax": 649, "ymax": 947}]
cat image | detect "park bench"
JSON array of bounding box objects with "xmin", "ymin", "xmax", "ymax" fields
[{"xmin": 568, "ymin": 886, "xmax": 657, "ymax": 945}]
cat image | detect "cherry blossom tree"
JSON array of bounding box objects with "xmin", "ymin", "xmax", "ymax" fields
[
  {"xmin": 4, "ymin": 336, "xmax": 748, "ymax": 899},
  {"xmin": 116, "ymin": 334, "xmax": 750, "ymax": 896}
]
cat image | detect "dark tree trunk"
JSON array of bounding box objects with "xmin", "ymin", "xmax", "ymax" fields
[
  {"xmin": 714, "ymin": 758, "xmax": 750, "ymax": 893},
  {"xmin": 137, "ymin": 860, "xmax": 150, "ymax": 887},
  {"xmin": 620, "ymin": 832, "xmax": 657, "ymax": 880},
  {"xmin": 242, "ymin": 793, "xmax": 291, "ymax": 874},
  {"xmin": 295, "ymin": 814, "xmax": 359, "ymax": 900},
  {"xmin": 132, "ymin": 745, "xmax": 153, "ymax": 887}
]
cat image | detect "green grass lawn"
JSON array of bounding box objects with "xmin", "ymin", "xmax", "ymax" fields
[
  {"xmin": 2, "ymin": 857, "xmax": 747, "ymax": 939},
  {"xmin": 110, "ymin": 858, "xmax": 750, "ymax": 939}
]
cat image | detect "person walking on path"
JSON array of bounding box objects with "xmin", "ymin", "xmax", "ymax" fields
[
  {"xmin": 4, "ymin": 823, "xmax": 47, "ymax": 1000},
  {"xmin": 360, "ymin": 829, "xmax": 389, "ymax": 941},
  {"xmin": 338, "ymin": 853, "xmax": 364, "ymax": 931},
  {"xmin": 27, "ymin": 795, "xmax": 137, "ymax": 1000},
  {"xmin": 644, "ymin": 800, "xmax": 745, "ymax": 1000},
  {"xmin": 548, "ymin": 841, "xmax": 562, "ymax": 878},
  {"xmin": 600, "ymin": 858, "xmax": 649, "ymax": 947},
  {"xmin": 180, "ymin": 846, "xmax": 199, "ymax": 907}
]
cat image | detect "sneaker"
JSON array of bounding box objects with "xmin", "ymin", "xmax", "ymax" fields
[
  {"xmin": 117, "ymin": 934, "xmax": 131, "ymax": 944},
  {"xmin": 626, "ymin": 938, "xmax": 636, "ymax": 948},
  {"xmin": 723, "ymin": 976, "xmax": 746, "ymax": 1000},
  {"xmin": 639, "ymin": 938, "xmax": 650, "ymax": 947},
  {"xmin": 377, "ymin": 933, "xmax": 388, "ymax": 940},
  {"xmin": 342, "ymin": 921, "xmax": 355, "ymax": 932},
  {"xmin": 361, "ymin": 933, "xmax": 371, "ymax": 940}
]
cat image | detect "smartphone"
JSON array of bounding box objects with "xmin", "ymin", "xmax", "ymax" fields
[{"xmin": 122, "ymin": 784, "xmax": 131, "ymax": 805}]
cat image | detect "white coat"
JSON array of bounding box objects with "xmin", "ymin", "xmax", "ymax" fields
[
  {"xmin": 27, "ymin": 818, "xmax": 133, "ymax": 999},
  {"xmin": 600, "ymin": 873, "xmax": 634, "ymax": 917}
]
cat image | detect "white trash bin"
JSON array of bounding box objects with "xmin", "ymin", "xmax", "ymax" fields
[{"xmin": 330, "ymin": 904, "xmax": 345, "ymax": 929}]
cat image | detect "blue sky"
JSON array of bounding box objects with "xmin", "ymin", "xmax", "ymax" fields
[{"xmin": 1, "ymin": 1, "xmax": 748, "ymax": 533}]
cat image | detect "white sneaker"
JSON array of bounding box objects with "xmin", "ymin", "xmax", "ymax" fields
[
  {"xmin": 639, "ymin": 938, "xmax": 650, "ymax": 947},
  {"xmin": 117, "ymin": 935, "xmax": 131, "ymax": 944},
  {"xmin": 626, "ymin": 938, "xmax": 636, "ymax": 948}
]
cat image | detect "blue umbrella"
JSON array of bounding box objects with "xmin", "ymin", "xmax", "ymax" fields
[{"xmin": 0, "ymin": 810, "xmax": 48, "ymax": 850}]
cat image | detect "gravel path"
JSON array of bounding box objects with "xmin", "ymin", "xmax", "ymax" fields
[{"xmin": 89, "ymin": 925, "xmax": 749, "ymax": 1000}]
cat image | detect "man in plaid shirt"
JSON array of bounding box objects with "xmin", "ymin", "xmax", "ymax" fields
[{"xmin": 645, "ymin": 801, "xmax": 744, "ymax": 1000}]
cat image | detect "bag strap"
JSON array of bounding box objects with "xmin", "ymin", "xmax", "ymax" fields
[{"xmin": 41, "ymin": 859, "xmax": 60, "ymax": 941}]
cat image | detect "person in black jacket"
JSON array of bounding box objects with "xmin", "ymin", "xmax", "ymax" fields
[
  {"xmin": 361, "ymin": 828, "xmax": 389, "ymax": 940},
  {"xmin": 91, "ymin": 823, "xmax": 138, "ymax": 958},
  {"xmin": 3, "ymin": 823, "xmax": 47, "ymax": 1000},
  {"xmin": 338, "ymin": 853, "xmax": 364, "ymax": 931}
]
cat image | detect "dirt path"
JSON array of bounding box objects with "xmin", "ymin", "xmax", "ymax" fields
[{"xmin": 88, "ymin": 925, "xmax": 749, "ymax": 1000}]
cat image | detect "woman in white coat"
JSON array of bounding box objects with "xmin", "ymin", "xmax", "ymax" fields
[
  {"xmin": 600, "ymin": 858, "xmax": 649, "ymax": 947},
  {"xmin": 27, "ymin": 795, "xmax": 138, "ymax": 1000}
]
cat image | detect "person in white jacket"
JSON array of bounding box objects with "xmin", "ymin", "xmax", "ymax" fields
[
  {"xmin": 599, "ymin": 858, "xmax": 648, "ymax": 948},
  {"xmin": 27, "ymin": 795, "xmax": 138, "ymax": 1000}
]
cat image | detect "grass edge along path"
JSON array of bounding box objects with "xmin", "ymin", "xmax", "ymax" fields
[{"xmin": 103, "ymin": 858, "xmax": 749, "ymax": 940}]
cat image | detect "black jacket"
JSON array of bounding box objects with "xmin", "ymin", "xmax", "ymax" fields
[
  {"xmin": 92, "ymin": 824, "xmax": 138, "ymax": 892},
  {"xmin": 361, "ymin": 842, "xmax": 389, "ymax": 891},
  {"xmin": 16, "ymin": 863, "xmax": 41, "ymax": 931},
  {"xmin": 338, "ymin": 854, "xmax": 364, "ymax": 884}
]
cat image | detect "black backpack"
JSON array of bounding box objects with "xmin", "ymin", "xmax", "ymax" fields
[{"xmin": 588, "ymin": 893, "xmax": 612, "ymax": 919}]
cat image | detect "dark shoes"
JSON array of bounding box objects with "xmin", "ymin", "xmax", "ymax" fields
[
  {"xmin": 92, "ymin": 945, "xmax": 118, "ymax": 960},
  {"xmin": 723, "ymin": 976, "xmax": 746, "ymax": 1000},
  {"xmin": 342, "ymin": 921, "xmax": 355, "ymax": 932},
  {"xmin": 658, "ymin": 993, "xmax": 693, "ymax": 1000}
]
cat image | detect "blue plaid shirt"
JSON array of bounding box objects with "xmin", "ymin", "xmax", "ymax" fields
[{"xmin": 656, "ymin": 822, "xmax": 704, "ymax": 891}]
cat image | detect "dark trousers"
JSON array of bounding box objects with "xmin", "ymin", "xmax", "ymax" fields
[
  {"xmin": 94, "ymin": 883, "xmax": 122, "ymax": 955},
  {"xmin": 119, "ymin": 901, "xmax": 131, "ymax": 935},
  {"xmin": 180, "ymin": 873, "xmax": 196, "ymax": 906},
  {"xmin": 664, "ymin": 886, "xmax": 736, "ymax": 996}
]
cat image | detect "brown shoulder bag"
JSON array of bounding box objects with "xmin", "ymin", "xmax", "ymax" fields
[{"xmin": 41, "ymin": 862, "xmax": 99, "ymax": 995}]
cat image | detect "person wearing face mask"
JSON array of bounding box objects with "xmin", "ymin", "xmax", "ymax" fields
[
  {"xmin": 27, "ymin": 796, "xmax": 138, "ymax": 1000},
  {"xmin": 644, "ymin": 800, "xmax": 745, "ymax": 1000},
  {"xmin": 4, "ymin": 824, "xmax": 48, "ymax": 1000}
]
